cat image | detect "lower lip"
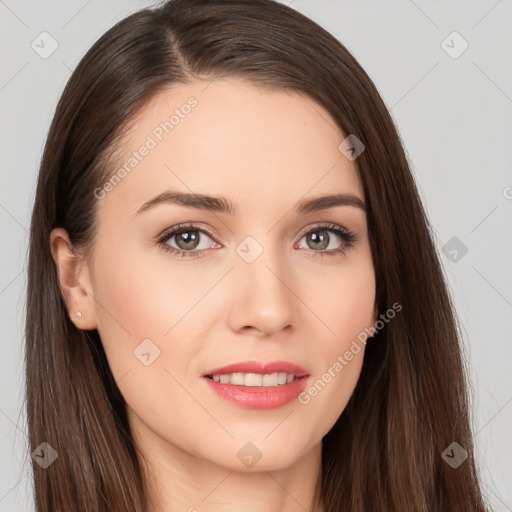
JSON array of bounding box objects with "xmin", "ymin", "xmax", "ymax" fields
[{"xmin": 203, "ymin": 376, "xmax": 310, "ymax": 409}]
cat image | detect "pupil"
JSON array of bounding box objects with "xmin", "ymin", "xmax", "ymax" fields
[
  {"xmin": 178, "ymin": 231, "xmax": 199, "ymax": 249},
  {"xmin": 309, "ymin": 231, "xmax": 328, "ymax": 250}
]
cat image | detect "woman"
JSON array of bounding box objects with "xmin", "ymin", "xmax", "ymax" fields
[{"xmin": 25, "ymin": 0, "xmax": 489, "ymax": 510}]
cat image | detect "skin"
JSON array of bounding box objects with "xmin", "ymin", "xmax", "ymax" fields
[{"xmin": 51, "ymin": 77, "xmax": 377, "ymax": 512}]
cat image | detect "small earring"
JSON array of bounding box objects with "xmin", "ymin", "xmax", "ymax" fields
[{"xmin": 76, "ymin": 311, "xmax": 82, "ymax": 318}]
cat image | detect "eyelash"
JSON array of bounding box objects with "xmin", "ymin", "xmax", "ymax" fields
[{"xmin": 156, "ymin": 222, "xmax": 357, "ymax": 260}]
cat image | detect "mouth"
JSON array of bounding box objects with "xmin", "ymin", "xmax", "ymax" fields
[
  {"xmin": 204, "ymin": 372, "xmax": 303, "ymax": 386},
  {"xmin": 203, "ymin": 359, "xmax": 309, "ymax": 380},
  {"xmin": 202, "ymin": 360, "xmax": 310, "ymax": 409}
]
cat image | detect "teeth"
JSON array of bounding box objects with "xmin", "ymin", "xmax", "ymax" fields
[
  {"xmin": 209, "ymin": 372, "xmax": 297, "ymax": 386},
  {"xmin": 246, "ymin": 373, "xmax": 262, "ymax": 386},
  {"xmin": 230, "ymin": 373, "xmax": 245, "ymax": 385}
]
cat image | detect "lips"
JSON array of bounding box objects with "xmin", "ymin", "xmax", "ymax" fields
[
  {"xmin": 202, "ymin": 360, "xmax": 311, "ymax": 409},
  {"xmin": 203, "ymin": 360, "xmax": 309, "ymax": 377}
]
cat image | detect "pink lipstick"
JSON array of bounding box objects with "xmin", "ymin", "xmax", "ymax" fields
[{"xmin": 202, "ymin": 360, "xmax": 310, "ymax": 409}]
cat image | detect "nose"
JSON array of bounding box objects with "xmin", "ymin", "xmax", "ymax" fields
[{"xmin": 227, "ymin": 244, "xmax": 295, "ymax": 337}]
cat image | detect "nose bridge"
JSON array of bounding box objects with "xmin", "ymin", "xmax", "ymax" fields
[{"xmin": 229, "ymin": 234, "xmax": 295, "ymax": 333}]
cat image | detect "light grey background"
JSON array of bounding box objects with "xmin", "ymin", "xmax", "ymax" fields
[{"xmin": 1, "ymin": 0, "xmax": 511, "ymax": 510}]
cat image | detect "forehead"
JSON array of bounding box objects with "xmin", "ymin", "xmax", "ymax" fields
[{"xmin": 97, "ymin": 77, "xmax": 364, "ymax": 219}]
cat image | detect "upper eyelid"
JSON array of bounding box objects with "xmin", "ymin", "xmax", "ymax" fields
[{"xmin": 157, "ymin": 223, "xmax": 216, "ymax": 242}]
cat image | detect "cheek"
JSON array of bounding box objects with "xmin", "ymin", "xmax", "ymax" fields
[
  {"xmin": 300, "ymin": 350, "xmax": 364, "ymax": 442},
  {"xmin": 296, "ymin": 256, "xmax": 375, "ymax": 427},
  {"xmin": 307, "ymin": 251, "xmax": 376, "ymax": 346},
  {"xmin": 90, "ymin": 244, "xmax": 183, "ymax": 375},
  {"xmin": 89, "ymin": 241, "xmax": 218, "ymax": 406},
  {"xmin": 89, "ymin": 250, "xmax": 201, "ymax": 436},
  {"xmin": 326, "ymin": 259, "xmax": 375, "ymax": 369}
]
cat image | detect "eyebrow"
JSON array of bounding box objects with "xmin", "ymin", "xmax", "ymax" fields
[{"xmin": 133, "ymin": 190, "xmax": 367, "ymax": 217}]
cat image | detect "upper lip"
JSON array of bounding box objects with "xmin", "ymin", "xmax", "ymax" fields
[{"xmin": 203, "ymin": 360, "xmax": 309, "ymax": 378}]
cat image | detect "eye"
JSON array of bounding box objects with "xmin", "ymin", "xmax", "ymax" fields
[
  {"xmin": 296, "ymin": 222, "xmax": 357, "ymax": 257},
  {"xmin": 157, "ymin": 223, "xmax": 218, "ymax": 260},
  {"xmin": 156, "ymin": 222, "xmax": 357, "ymax": 259}
]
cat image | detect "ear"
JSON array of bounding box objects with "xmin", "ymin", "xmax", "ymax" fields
[{"xmin": 50, "ymin": 227, "xmax": 98, "ymax": 330}]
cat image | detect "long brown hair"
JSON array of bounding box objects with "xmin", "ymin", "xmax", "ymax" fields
[{"xmin": 25, "ymin": 0, "xmax": 490, "ymax": 510}]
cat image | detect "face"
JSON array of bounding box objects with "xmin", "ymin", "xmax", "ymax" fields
[{"xmin": 56, "ymin": 77, "xmax": 376, "ymax": 474}]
